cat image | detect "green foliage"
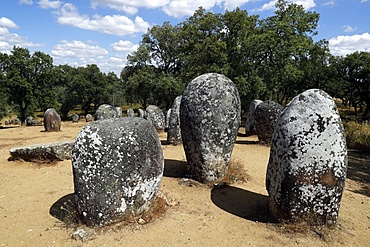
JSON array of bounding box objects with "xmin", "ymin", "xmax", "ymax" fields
[
  {"xmin": 1, "ymin": 2, "xmax": 369, "ymax": 122},
  {"xmin": 333, "ymin": 52, "xmax": 370, "ymax": 119}
]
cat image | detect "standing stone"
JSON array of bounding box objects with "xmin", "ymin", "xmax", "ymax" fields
[
  {"xmin": 71, "ymin": 114, "xmax": 79, "ymax": 123},
  {"xmin": 44, "ymin": 108, "xmax": 61, "ymax": 132},
  {"xmin": 126, "ymin": 108, "xmax": 135, "ymax": 117},
  {"xmin": 145, "ymin": 105, "xmax": 165, "ymax": 130},
  {"xmin": 85, "ymin": 114, "xmax": 93, "ymax": 122},
  {"xmin": 245, "ymin": 99, "xmax": 263, "ymax": 134},
  {"xmin": 138, "ymin": 109, "xmax": 145, "ymax": 118},
  {"xmin": 72, "ymin": 117, "xmax": 164, "ymax": 227},
  {"xmin": 25, "ymin": 116, "xmax": 33, "ymax": 126},
  {"xmin": 94, "ymin": 104, "xmax": 119, "ymax": 121},
  {"xmin": 167, "ymin": 96, "xmax": 182, "ymax": 145},
  {"xmin": 266, "ymin": 89, "xmax": 347, "ymax": 226},
  {"xmin": 165, "ymin": 109, "xmax": 172, "ymax": 132},
  {"xmin": 180, "ymin": 73, "xmax": 241, "ymax": 183},
  {"xmin": 253, "ymin": 100, "xmax": 283, "ymax": 145},
  {"xmin": 115, "ymin": 107, "xmax": 122, "ymax": 117}
]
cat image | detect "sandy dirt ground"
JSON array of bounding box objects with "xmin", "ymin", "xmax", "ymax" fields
[{"xmin": 0, "ymin": 121, "xmax": 369, "ymax": 247}]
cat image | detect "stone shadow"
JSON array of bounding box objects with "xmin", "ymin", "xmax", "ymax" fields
[
  {"xmin": 235, "ymin": 140, "xmax": 259, "ymax": 145},
  {"xmin": 211, "ymin": 185, "xmax": 278, "ymax": 223},
  {"xmin": 164, "ymin": 159, "xmax": 188, "ymax": 178},
  {"xmin": 346, "ymin": 150, "xmax": 370, "ymax": 197},
  {"xmin": 50, "ymin": 193, "xmax": 81, "ymax": 226}
]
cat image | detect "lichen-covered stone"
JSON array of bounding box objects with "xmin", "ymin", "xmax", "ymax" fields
[
  {"xmin": 145, "ymin": 105, "xmax": 165, "ymax": 130},
  {"xmin": 180, "ymin": 73, "xmax": 241, "ymax": 183},
  {"xmin": 165, "ymin": 109, "xmax": 171, "ymax": 131},
  {"xmin": 245, "ymin": 99, "xmax": 262, "ymax": 134},
  {"xmin": 25, "ymin": 116, "xmax": 42, "ymax": 126},
  {"xmin": 44, "ymin": 108, "xmax": 61, "ymax": 132},
  {"xmin": 253, "ymin": 100, "xmax": 283, "ymax": 145},
  {"xmin": 126, "ymin": 108, "xmax": 135, "ymax": 117},
  {"xmin": 266, "ymin": 89, "xmax": 347, "ymax": 226},
  {"xmin": 167, "ymin": 96, "xmax": 182, "ymax": 145},
  {"xmin": 85, "ymin": 114, "xmax": 93, "ymax": 122},
  {"xmin": 71, "ymin": 114, "xmax": 79, "ymax": 123},
  {"xmin": 72, "ymin": 117, "xmax": 164, "ymax": 227},
  {"xmin": 115, "ymin": 107, "xmax": 122, "ymax": 117},
  {"xmin": 94, "ymin": 104, "xmax": 119, "ymax": 121},
  {"xmin": 9, "ymin": 141, "xmax": 73, "ymax": 162},
  {"xmin": 138, "ymin": 109, "xmax": 145, "ymax": 118}
]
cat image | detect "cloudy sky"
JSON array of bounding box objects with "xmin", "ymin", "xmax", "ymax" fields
[{"xmin": 1, "ymin": 0, "xmax": 369, "ymax": 75}]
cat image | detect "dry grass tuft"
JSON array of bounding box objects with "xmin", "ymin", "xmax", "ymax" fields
[
  {"xmin": 344, "ymin": 121, "xmax": 370, "ymax": 151},
  {"xmin": 220, "ymin": 158, "xmax": 250, "ymax": 184}
]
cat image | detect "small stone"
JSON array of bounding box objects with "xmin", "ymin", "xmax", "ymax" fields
[{"xmin": 71, "ymin": 226, "xmax": 95, "ymax": 242}]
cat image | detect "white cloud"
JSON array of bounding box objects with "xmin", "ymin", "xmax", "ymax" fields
[
  {"xmin": 51, "ymin": 40, "xmax": 127, "ymax": 74},
  {"xmin": 91, "ymin": 0, "xmax": 170, "ymax": 15},
  {"xmin": 0, "ymin": 17, "xmax": 19, "ymax": 29},
  {"xmin": 91, "ymin": 0, "xmax": 254, "ymax": 17},
  {"xmin": 223, "ymin": 0, "xmax": 253, "ymax": 10},
  {"xmin": 100, "ymin": 56, "xmax": 127, "ymax": 74},
  {"xmin": 321, "ymin": 0, "xmax": 335, "ymax": 6},
  {"xmin": 111, "ymin": 40, "xmax": 139, "ymax": 52},
  {"xmin": 52, "ymin": 40, "xmax": 108, "ymax": 58},
  {"xmin": 162, "ymin": 0, "xmax": 218, "ymax": 18},
  {"xmin": 0, "ymin": 18, "xmax": 43, "ymax": 53},
  {"xmin": 293, "ymin": 0, "xmax": 316, "ymax": 9},
  {"xmin": 329, "ymin": 32, "xmax": 370, "ymax": 56},
  {"xmin": 254, "ymin": 0, "xmax": 316, "ymax": 12},
  {"xmin": 38, "ymin": 0, "xmax": 63, "ymax": 9},
  {"xmin": 360, "ymin": 0, "xmax": 369, "ymax": 3},
  {"xmin": 343, "ymin": 25, "xmax": 357, "ymax": 33},
  {"xmin": 56, "ymin": 3, "xmax": 150, "ymax": 36},
  {"xmin": 19, "ymin": 0, "xmax": 34, "ymax": 4}
]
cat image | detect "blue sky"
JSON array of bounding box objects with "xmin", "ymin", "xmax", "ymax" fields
[{"xmin": 0, "ymin": 0, "xmax": 369, "ymax": 76}]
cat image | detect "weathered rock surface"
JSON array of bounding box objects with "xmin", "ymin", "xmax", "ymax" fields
[
  {"xmin": 44, "ymin": 108, "xmax": 61, "ymax": 132},
  {"xmin": 94, "ymin": 104, "xmax": 119, "ymax": 121},
  {"xmin": 71, "ymin": 114, "xmax": 79, "ymax": 123},
  {"xmin": 138, "ymin": 109, "xmax": 145, "ymax": 118},
  {"xmin": 126, "ymin": 108, "xmax": 135, "ymax": 117},
  {"xmin": 115, "ymin": 107, "xmax": 122, "ymax": 117},
  {"xmin": 9, "ymin": 141, "xmax": 73, "ymax": 162},
  {"xmin": 25, "ymin": 116, "xmax": 42, "ymax": 126},
  {"xmin": 85, "ymin": 114, "xmax": 93, "ymax": 122},
  {"xmin": 266, "ymin": 89, "xmax": 347, "ymax": 226},
  {"xmin": 165, "ymin": 109, "xmax": 171, "ymax": 131},
  {"xmin": 167, "ymin": 96, "xmax": 182, "ymax": 145},
  {"xmin": 245, "ymin": 99, "xmax": 263, "ymax": 134},
  {"xmin": 180, "ymin": 73, "xmax": 241, "ymax": 183},
  {"xmin": 145, "ymin": 105, "xmax": 165, "ymax": 130},
  {"xmin": 253, "ymin": 100, "xmax": 283, "ymax": 145},
  {"xmin": 72, "ymin": 117, "xmax": 164, "ymax": 227}
]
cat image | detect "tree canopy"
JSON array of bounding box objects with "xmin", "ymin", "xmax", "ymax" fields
[{"xmin": 1, "ymin": 0, "xmax": 369, "ymax": 121}]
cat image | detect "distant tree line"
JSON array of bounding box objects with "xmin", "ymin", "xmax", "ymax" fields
[{"xmin": 0, "ymin": 0, "xmax": 369, "ymax": 123}]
